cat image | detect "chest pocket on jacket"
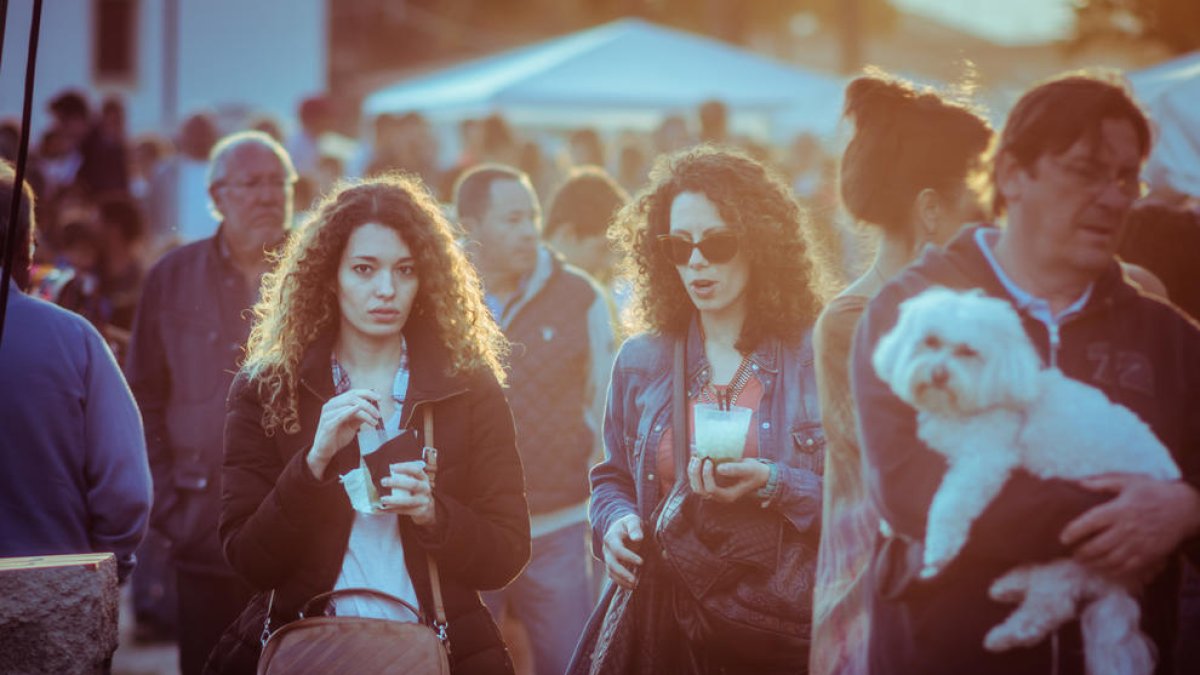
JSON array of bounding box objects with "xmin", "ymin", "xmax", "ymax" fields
[
  {"xmin": 161, "ymin": 312, "xmax": 226, "ymax": 403},
  {"xmin": 791, "ymin": 423, "xmax": 826, "ymax": 476}
]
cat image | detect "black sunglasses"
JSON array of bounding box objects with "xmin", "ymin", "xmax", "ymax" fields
[{"xmin": 656, "ymin": 231, "xmax": 740, "ymax": 266}]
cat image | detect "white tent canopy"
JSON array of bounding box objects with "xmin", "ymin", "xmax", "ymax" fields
[
  {"xmin": 363, "ymin": 18, "xmax": 845, "ymax": 142},
  {"xmin": 1129, "ymin": 51, "xmax": 1200, "ymax": 196}
]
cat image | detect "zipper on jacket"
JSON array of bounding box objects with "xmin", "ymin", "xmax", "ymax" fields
[{"xmin": 1047, "ymin": 322, "xmax": 1061, "ymax": 369}]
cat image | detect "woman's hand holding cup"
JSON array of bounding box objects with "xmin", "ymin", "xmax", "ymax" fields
[
  {"xmin": 688, "ymin": 456, "xmax": 770, "ymax": 503},
  {"xmin": 381, "ymin": 461, "xmax": 435, "ymax": 526}
]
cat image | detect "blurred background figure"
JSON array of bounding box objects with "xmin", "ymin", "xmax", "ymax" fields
[
  {"xmin": 697, "ymin": 98, "xmax": 729, "ymax": 146},
  {"xmin": 542, "ymin": 164, "xmax": 629, "ymax": 300},
  {"xmin": 96, "ymin": 195, "xmax": 147, "ymax": 343},
  {"xmin": 77, "ymin": 96, "xmax": 131, "ymax": 197},
  {"xmin": 248, "ymin": 115, "xmax": 285, "ymax": 145},
  {"xmin": 787, "ymin": 133, "xmax": 825, "ymax": 203},
  {"xmin": 456, "ymin": 164, "xmax": 615, "ymax": 675},
  {"xmin": 615, "ymin": 136, "xmax": 649, "ymax": 194},
  {"xmin": 149, "ymin": 112, "xmax": 220, "ymax": 248},
  {"xmin": 125, "ymin": 131, "xmax": 295, "ymax": 675},
  {"xmin": 653, "ymin": 114, "xmax": 692, "ymax": 156},
  {"xmin": 1119, "ymin": 183, "xmax": 1200, "ymax": 321},
  {"xmin": 285, "ymin": 94, "xmax": 334, "ymax": 180},
  {"xmin": 567, "ymin": 128, "xmax": 607, "ymax": 169},
  {"xmin": 46, "ymin": 90, "xmax": 91, "ymax": 167},
  {"xmin": 130, "ymin": 133, "xmax": 171, "ymax": 206},
  {"xmin": 480, "ymin": 113, "xmax": 521, "ymax": 166}
]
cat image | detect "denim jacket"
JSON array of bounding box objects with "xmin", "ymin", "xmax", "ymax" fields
[{"xmin": 589, "ymin": 319, "xmax": 825, "ymax": 556}]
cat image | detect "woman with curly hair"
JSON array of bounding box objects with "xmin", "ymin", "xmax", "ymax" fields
[
  {"xmin": 568, "ymin": 146, "xmax": 829, "ymax": 674},
  {"xmin": 211, "ymin": 174, "xmax": 530, "ymax": 675}
]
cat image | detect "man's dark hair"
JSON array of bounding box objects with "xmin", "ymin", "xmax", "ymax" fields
[
  {"xmin": 453, "ymin": 164, "xmax": 529, "ymax": 223},
  {"xmin": 993, "ymin": 71, "xmax": 1152, "ymax": 215},
  {"xmin": 544, "ymin": 166, "xmax": 629, "ymax": 240},
  {"xmin": 0, "ymin": 160, "xmax": 37, "ymax": 277},
  {"xmin": 48, "ymin": 90, "xmax": 91, "ymax": 121}
]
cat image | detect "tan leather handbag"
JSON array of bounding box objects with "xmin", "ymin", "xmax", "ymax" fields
[{"xmin": 257, "ymin": 409, "xmax": 451, "ymax": 675}]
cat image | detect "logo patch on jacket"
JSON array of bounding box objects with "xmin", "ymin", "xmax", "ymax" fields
[{"xmin": 1087, "ymin": 343, "xmax": 1155, "ymax": 396}]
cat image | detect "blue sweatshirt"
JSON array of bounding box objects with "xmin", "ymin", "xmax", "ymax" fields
[{"xmin": 0, "ymin": 282, "xmax": 151, "ymax": 581}]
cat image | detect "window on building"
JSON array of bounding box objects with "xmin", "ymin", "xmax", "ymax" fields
[{"xmin": 94, "ymin": 0, "xmax": 137, "ymax": 83}]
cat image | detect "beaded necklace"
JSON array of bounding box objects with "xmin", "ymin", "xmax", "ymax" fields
[{"xmin": 699, "ymin": 354, "xmax": 755, "ymax": 408}]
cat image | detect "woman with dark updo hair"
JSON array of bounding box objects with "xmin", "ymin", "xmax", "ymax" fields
[{"xmin": 810, "ymin": 69, "xmax": 994, "ymax": 674}]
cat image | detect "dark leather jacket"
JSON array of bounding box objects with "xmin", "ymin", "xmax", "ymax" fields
[{"xmin": 220, "ymin": 313, "xmax": 531, "ymax": 673}]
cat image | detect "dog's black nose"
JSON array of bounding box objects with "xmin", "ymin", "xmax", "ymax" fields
[{"xmin": 931, "ymin": 365, "xmax": 949, "ymax": 386}]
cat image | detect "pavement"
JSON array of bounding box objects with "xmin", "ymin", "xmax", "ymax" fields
[{"xmin": 111, "ymin": 585, "xmax": 179, "ymax": 675}]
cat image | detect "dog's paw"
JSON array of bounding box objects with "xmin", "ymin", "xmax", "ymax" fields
[
  {"xmin": 920, "ymin": 548, "xmax": 954, "ymax": 579},
  {"xmin": 989, "ymin": 574, "xmax": 1028, "ymax": 604},
  {"xmin": 984, "ymin": 622, "xmax": 1043, "ymax": 652}
]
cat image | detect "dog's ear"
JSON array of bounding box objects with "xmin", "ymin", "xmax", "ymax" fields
[
  {"xmin": 978, "ymin": 300, "xmax": 1042, "ymax": 407},
  {"xmin": 872, "ymin": 297, "xmax": 921, "ymax": 397}
]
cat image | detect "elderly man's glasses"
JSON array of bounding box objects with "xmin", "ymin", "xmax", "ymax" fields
[
  {"xmin": 216, "ymin": 176, "xmax": 295, "ymax": 193},
  {"xmin": 1055, "ymin": 159, "xmax": 1148, "ymax": 199},
  {"xmin": 657, "ymin": 230, "xmax": 740, "ymax": 265}
]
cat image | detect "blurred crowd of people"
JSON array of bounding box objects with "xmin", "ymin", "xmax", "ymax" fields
[{"xmin": 4, "ymin": 88, "xmax": 842, "ymax": 369}]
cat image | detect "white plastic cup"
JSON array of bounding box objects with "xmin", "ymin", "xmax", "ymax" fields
[{"xmin": 693, "ymin": 403, "xmax": 753, "ymax": 463}]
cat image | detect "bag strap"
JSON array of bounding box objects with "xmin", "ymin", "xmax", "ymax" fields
[
  {"xmin": 423, "ymin": 406, "xmax": 451, "ymax": 652},
  {"xmin": 260, "ymin": 589, "xmax": 276, "ymax": 647},
  {"xmin": 673, "ymin": 338, "xmax": 688, "ymax": 484}
]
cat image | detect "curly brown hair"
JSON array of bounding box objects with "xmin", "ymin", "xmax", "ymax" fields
[
  {"xmin": 611, "ymin": 145, "xmax": 827, "ymax": 353},
  {"xmin": 242, "ymin": 173, "xmax": 508, "ymax": 435}
]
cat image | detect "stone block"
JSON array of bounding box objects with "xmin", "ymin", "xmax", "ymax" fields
[{"xmin": 0, "ymin": 553, "xmax": 119, "ymax": 675}]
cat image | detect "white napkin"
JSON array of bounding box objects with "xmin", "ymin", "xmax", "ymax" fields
[{"xmin": 339, "ymin": 425, "xmax": 388, "ymax": 514}]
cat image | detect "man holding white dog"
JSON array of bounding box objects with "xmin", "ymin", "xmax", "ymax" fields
[{"xmin": 850, "ymin": 71, "xmax": 1200, "ymax": 674}]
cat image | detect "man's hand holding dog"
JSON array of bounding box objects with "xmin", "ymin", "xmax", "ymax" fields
[{"xmin": 1062, "ymin": 473, "xmax": 1200, "ymax": 580}]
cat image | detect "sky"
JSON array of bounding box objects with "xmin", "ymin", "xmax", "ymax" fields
[{"xmin": 893, "ymin": 0, "xmax": 1076, "ymax": 45}]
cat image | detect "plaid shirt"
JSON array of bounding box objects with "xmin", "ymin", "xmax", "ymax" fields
[{"xmin": 330, "ymin": 338, "xmax": 411, "ymax": 427}]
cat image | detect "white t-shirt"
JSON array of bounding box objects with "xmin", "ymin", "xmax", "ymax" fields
[{"xmin": 331, "ymin": 354, "xmax": 421, "ymax": 622}]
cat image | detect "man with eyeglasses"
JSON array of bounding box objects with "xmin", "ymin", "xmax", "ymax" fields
[
  {"xmin": 453, "ymin": 164, "xmax": 615, "ymax": 675},
  {"xmin": 125, "ymin": 131, "xmax": 296, "ymax": 675},
  {"xmin": 850, "ymin": 72, "xmax": 1200, "ymax": 674}
]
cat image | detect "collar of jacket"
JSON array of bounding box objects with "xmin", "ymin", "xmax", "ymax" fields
[
  {"xmin": 923, "ymin": 223, "xmax": 1138, "ymax": 317},
  {"xmin": 297, "ymin": 305, "xmax": 469, "ymax": 426},
  {"xmin": 496, "ymin": 245, "xmax": 561, "ymax": 329},
  {"xmin": 681, "ymin": 313, "xmax": 781, "ymax": 395}
]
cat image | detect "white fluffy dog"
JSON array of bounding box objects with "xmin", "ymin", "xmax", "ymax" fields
[{"xmin": 872, "ymin": 286, "xmax": 1178, "ymax": 675}]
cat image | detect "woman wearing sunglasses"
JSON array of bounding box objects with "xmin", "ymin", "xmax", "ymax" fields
[{"xmin": 570, "ymin": 146, "xmax": 830, "ymax": 673}]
